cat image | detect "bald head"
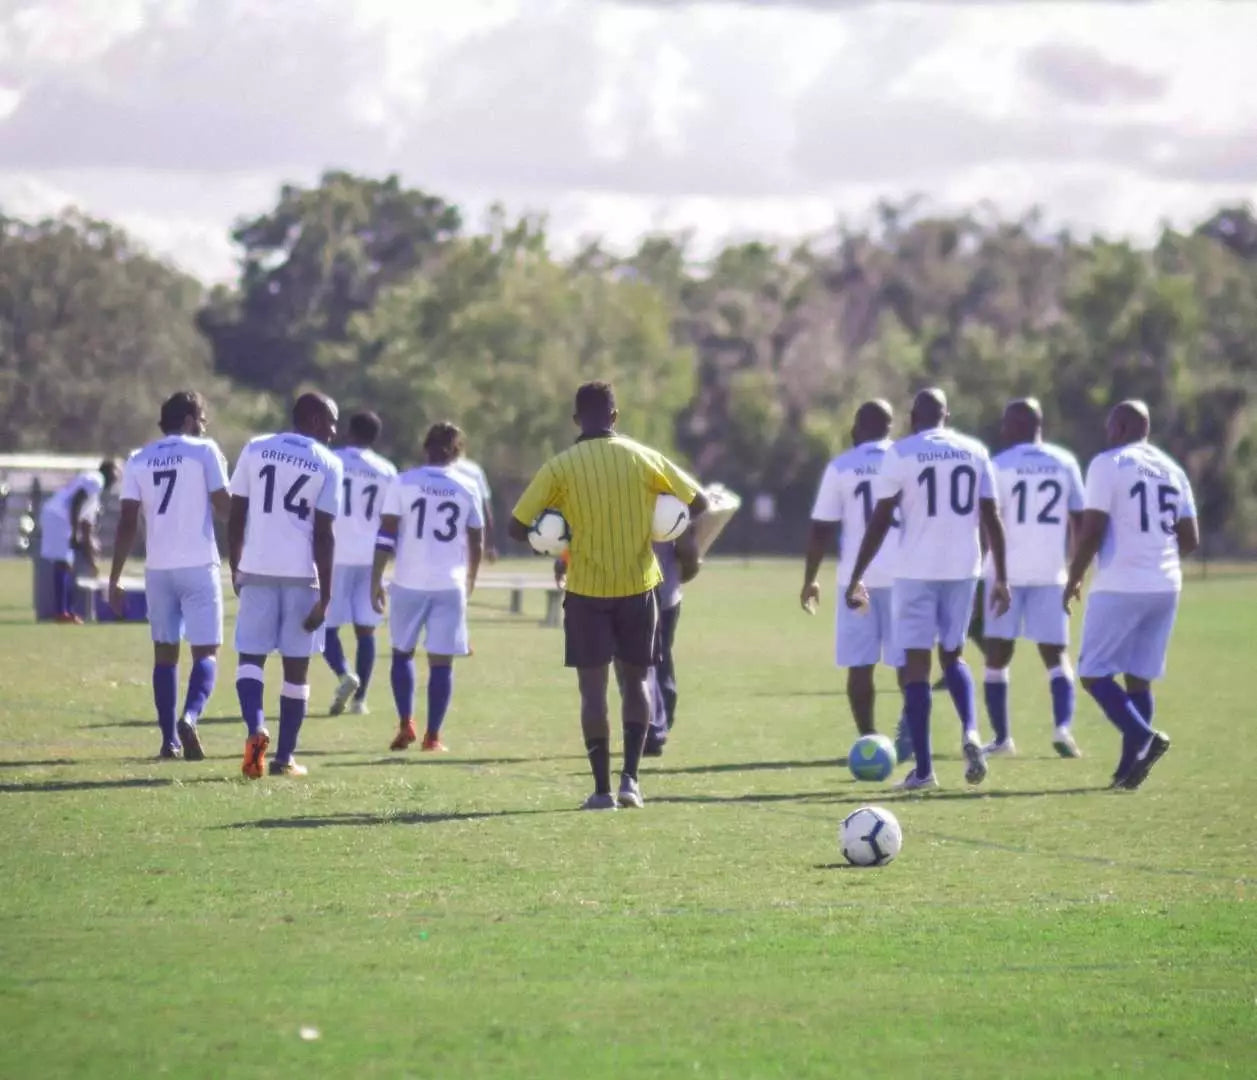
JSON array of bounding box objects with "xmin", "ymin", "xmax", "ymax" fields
[
  {"xmin": 1001, "ymin": 397, "xmax": 1044, "ymax": 446},
  {"xmin": 852, "ymin": 398, "xmax": 893, "ymax": 445},
  {"xmin": 291, "ymin": 391, "xmax": 339, "ymax": 444},
  {"xmin": 1107, "ymin": 399, "xmax": 1151, "ymax": 448},
  {"xmin": 910, "ymin": 388, "xmax": 948, "ymax": 433}
]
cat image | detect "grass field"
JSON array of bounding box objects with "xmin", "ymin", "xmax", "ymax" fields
[{"xmin": 0, "ymin": 557, "xmax": 1253, "ymax": 1079}]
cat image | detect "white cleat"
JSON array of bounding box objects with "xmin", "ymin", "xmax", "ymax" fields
[
  {"xmin": 893, "ymin": 771, "xmax": 939, "ymax": 792},
  {"xmin": 963, "ymin": 736, "xmax": 988, "ymax": 785},
  {"xmin": 1052, "ymin": 726, "xmax": 1083, "ymax": 758},
  {"xmin": 328, "ymin": 672, "xmax": 361, "ymax": 716},
  {"xmin": 348, "ymin": 698, "xmax": 369, "ymax": 716},
  {"xmin": 983, "ymin": 738, "xmax": 1017, "ymax": 758},
  {"xmin": 617, "ymin": 775, "xmax": 645, "ymax": 809}
]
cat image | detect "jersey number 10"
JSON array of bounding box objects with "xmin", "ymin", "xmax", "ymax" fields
[{"xmin": 917, "ymin": 465, "xmax": 977, "ymax": 517}]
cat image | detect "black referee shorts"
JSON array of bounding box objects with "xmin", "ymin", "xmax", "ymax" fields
[{"xmin": 563, "ymin": 590, "xmax": 658, "ymax": 669}]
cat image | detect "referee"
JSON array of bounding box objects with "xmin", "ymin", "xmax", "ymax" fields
[{"xmin": 509, "ymin": 382, "xmax": 708, "ymax": 810}]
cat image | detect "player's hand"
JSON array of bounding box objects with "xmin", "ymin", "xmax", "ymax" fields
[
  {"xmin": 484, "ymin": 544, "xmax": 499, "ymax": 565},
  {"xmin": 1063, "ymin": 579, "xmax": 1082, "ymax": 615},
  {"xmin": 108, "ymin": 582, "xmax": 126, "ymax": 617},
  {"xmin": 230, "ymin": 569, "xmax": 242, "ymax": 598},
  {"xmin": 844, "ymin": 580, "xmax": 869, "ymax": 611},
  {"xmin": 372, "ymin": 585, "xmax": 387, "ymax": 615},
  {"xmin": 678, "ymin": 556, "xmax": 702, "ymax": 584},
  {"xmin": 800, "ymin": 581, "xmax": 820, "ymax": 615},
  {"xmin": 989, "ymin": 580, "xmax": 1011, "ymax": 618},
  {"xmin": 303, "ymin": 599, "xmax": 328, "ymax": 633}
]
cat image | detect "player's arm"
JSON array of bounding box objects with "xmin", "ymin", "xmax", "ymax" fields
[
  {"xmin": 479, "ymin": 486, "xmax": 497, "ymax": 563},
  {"xmin": 1064, "ymin": 510, "xmax": 1107, "ymax": 611},
  {"xmin": 1175, "ymin": 472, "xmax": 1200, "ymax": 557},
  {"xmin": 68, "ymin": 489, "xmax": 98, "ymax": 568},
  {"xmin": 306, "ymin": 510, "xmax": 335, "ymax": 632},
  {"xmin": 466, "ymin": 525, "xmax": 484, "ymax": 598},
  {"xmin": 1066, "ymin": 510, "xmax": 1084, "ymax": 563},
  {"xmin": 802, "ymin": 520, "xmax": 836, "ymax": 613},
  {"xmin": 107, "ymin": 500, "xmax": 141, "ymax": 614},
  {"xmin": 846, "ymin": 499, "xmax": 895, "ymax": 603},
  {"xmin": 227, "ymin": 496, "xmax": 248, "ymax": 592},
  {"xmin": 979, "ymin": 496, "xmax": 1011, "ymax": 615},
  {"xmin": 509, "ymin": 463, "xmax": 559, "ymax": 544},
  {"xmin": 371, "ymin": 513, "xmax": 399, "ymax": 613}
]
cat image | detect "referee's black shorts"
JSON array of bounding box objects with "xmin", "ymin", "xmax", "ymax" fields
[{"xmin": 563, "ymin": 590, "xmax": 658, "ymax": 669}]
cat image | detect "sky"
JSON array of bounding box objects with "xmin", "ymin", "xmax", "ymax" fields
[{"xmin": 1, "ymin": 0, "xmax": 1255, "ymax": 283}]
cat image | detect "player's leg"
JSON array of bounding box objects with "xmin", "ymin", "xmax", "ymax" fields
[
  {"xmin": 892, "ymin": 580, "xmax": 939, "ymax": 789},
  {"xmin": 1113, "ymin": 593, "xmax": 1178, "ymax": 789},
  {"xmin": 657, "ymin": 602, "xmax": 680, "ymax": 731},
  {"xmin": 175, "ymin": 566, "xmax": 223, "ymax": 762},
  {"xmin": 52, "ymin": 558, "xmax": 77, "ymax": 621},
  {"xmin": 323, "ymin": 566, "xmax": 358, "ymax": 715},
  {"xmin": 981, "ymin": 638, "xmax": 1015, "ymax": 754},
  {"xmin": 1078, "ymin": 593, "xmax": 1157, "ymax": 786},
  {"xmin": 419, "ymin": 589, "xmax": 469, "ymax": 751},
  {"xmin": 386, "ymin": 587, "xmax": 424, "ymax": 749},
  {"xmin": 234, "ymin": 582, "xmax": 279, "ymax": 775},
  {"xmin": 268, "ymin": 584, "xmax": 322, "ymax": 776},
  {"xmin": 846, "ymin": 666, "xmax": 876, "ymax": 736},
  {"xmin": 347, "ymin": 566, "xmax": 380, "ymax": 712},
  {"xmin": 936, "ymin": 579, "xmax": 986, "ymax": 783},
  {"xmin": 565, "ymin": 594, "xmax": 617, "ymax": 809},
  {"xmin": 145, "ymin": 568, "xmax": 183, "ymax": 758},
  {"xmin": 643, "ymin": 665, "xmax": 668, "ymax": 756},
  {"xmin": 610, "ymin": 591, "xmax": 659, "ymax": 809},
  {"xmin": 869, "ymin": 589, "xmax": 911, "ymax": 760},
  {"xmin": 1039, "ymin": 644, "xmax": 1080, "ymax": 759},
  {"xmin": 837, "ymin": 594, "xmax": 882, "ymax": 735}
]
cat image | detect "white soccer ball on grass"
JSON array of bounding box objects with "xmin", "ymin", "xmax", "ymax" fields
[{"xmin": 840, "ymin": 805, "xmax": 903, "ymax": 867}]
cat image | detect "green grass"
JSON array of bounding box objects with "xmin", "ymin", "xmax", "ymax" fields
[{"xmin": 0, "ymin": 558, "xmax": 1253, "ymax": 1079}]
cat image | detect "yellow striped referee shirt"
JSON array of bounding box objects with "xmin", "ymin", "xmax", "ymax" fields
[{"xmin": 512, "ymin": 433, "xmax": 700, "ymax": 598}]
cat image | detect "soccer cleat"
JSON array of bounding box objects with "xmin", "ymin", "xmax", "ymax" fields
[
  {"xmin": 176, "ymin": 718, "xmax": 204, "ymax": 762},
  {"xmin": 348, "ymin": 698, "xmax": 369, "ymax": 716},
  {"xmin": 158, "ymin": 744, "xmax": 183, "ymax": 760},
  {"xmin": 1117, "ymin": 731, "xmax": 1170, "ymax": 791},
  {"xmin": 643, "ymin": 736, "xmax": 666, "ymax": 758},
  {"xmin": 54, "ymin": 613, "xmax": 84, "ymax": 625},
  {"xmin": 328, "ymin": 672, "xmax": 361, "ymax": 716},
  {"xmin": 390, "ymin": 720, "xmax": 417, "ymax": 751},
  {"xmin": 268, "ymin": 758, "xmax": 308, "ymax": 777},
  {"xmin": 982, "ymin": 738, "xmax": 1017, "ymax": 757},
  {"xmin": 241, "ymin": 729, "xmax": 270, "ymax": 780},
  {"xmin": 420, "ymin": 733, "xmax": 448, "ymax": 753},
  {"xmin": 962, "ymin": 736, "xmax": 988, "ymax": 785},
  {"xmin": 894, "ymin": 719, "xmax": 914, "ymax": 764},
  {"xmin": 893, "ymin": 771, "xmax": 939, "ymax": 792},
  {"xmin": 581, "ymin": 792, "xmax": 618, "ymax": 811},
  {"xmin": 1052, "ymin": 726, "xmax": 1082, "ymax": 759},
  {"xmin": 617, "ymin": 775, "xmax": 644, "ymax": 809}
]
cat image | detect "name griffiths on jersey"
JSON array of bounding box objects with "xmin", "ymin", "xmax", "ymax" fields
[{"xmin": 260, "ymin": 448, "xmax": 321, "ymax": 470}]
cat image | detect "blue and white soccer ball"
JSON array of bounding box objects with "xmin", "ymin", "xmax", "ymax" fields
[
  {"xmin": 848, "ymin": 733, "xmax": 897, "ymax": 782},
  {"xmin": 528, "ymin": 509, "xmax": 571, "ymax": 557},
  {"xmin": 840, "ymin": 805, "xmax": 903, "ymax": 867},
  {"xmin": 652, "ymin": 494, "xmax": 690, "ymax": 542}
]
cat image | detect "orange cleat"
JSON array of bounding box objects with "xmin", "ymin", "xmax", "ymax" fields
[
  {"xmin": 54, "ymin": 613, "xmax": 84, "ymax": 625},
  {"xmin": 421, "ymin": 733, "xmax": 448, "ymax": 753},
  {"xmin": 241, "ymin": 729, "xmax": 270, "ymax": 780},
  {"xmin": 390, "ymin": 720, "xmax": 417, "ymax": 752}
]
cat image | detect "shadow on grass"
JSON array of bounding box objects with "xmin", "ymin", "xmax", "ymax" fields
[
  {"xmin": 227, "ymin": 806, "xmax": 576, "ymax": 830},
  {"xmin": 0, "ymin": 758, "xmax": 77, "ymax": 768},
  {"xmin": 651, "ymin": 786, "xmax": 1106, "ymax": 808},
  {"xmin": 0, "ymin": 777, "xmax": 174, "ymax": 794},
  {"xmin": 655, "ymin": 758, "xmax": 848, "ymax": 775},
  {"xmin": 324, "ymin": 755, "xmax": 587, "ymax": 769}
]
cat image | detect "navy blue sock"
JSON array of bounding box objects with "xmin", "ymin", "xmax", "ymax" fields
[
  {"xmin": 391, "ymin": 654, "xmax": 415, "ymax": 721},
  {"xmin": 323, "ymin": 628, "xmax": 347, "ymax": 677},
  {"xmin": 53, "ymin": 562, "xmax": 71, "ymax": 616},
  {"xmin": 1087, "ymin": 676, "xmax": 1152, "ymax": 742},
  {"xmin": 1049, "ymin": 666, "xmax": 1076, "ymax": 729},
  {"xmin": 153, "ymin": 664, "xmax": 178, "ymax": 748},
  {"xmin": 944, "ymin": 660, "xmax": 978, "ymax": 736},
  {"xmin": 181, "ymin": 656, "xmax": 217, "ymax": 723},
  {"xmin": 275, "ymin": 686, "xmax": 307, "ymax": 763},
  {"xmin": 983, "ymin": 670, "xmax": 1010, "ymax": 744},
  {"xmin": 236, "ymin": 664, "xmax": 265, "ymax": 737},
  {"xmin": 354, "ymin": 634, "xmax": 376, "ymax": 700},
  {"xmin": 1129, "ymin": 688, "xmax": 1153, "ymax": 726},
  {"xmin": 903, "ymin": 681, "xmax": 933, "ymax": 779},
  {"xmin": 426, "ymin": 665, "xmax": 453, "ymax": 738}
]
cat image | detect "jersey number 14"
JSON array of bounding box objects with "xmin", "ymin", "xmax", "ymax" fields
[{"xmin": 258, "ymin": 464, "xmax": 312, "ymax": 521}]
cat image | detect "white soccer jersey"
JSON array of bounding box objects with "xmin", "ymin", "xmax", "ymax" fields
[
  {"xmin": 44, "ymin": 472, "xmax": 104, "ymax": 529},
  {"xmin": 229, "ymin": 433, "xmax": 342, "ymax": 579},
  {"xmin": 873, "ymin": 427, "xmax": 996, "ymax": 581},
  {"xmin": 120, "ymin": 434, "xmax": 228, "ymax": 570},
  {"xmin": 334, "ymin": 446, "xmax": 397, "ymax": 566},
  {"xmin": 986, "ymin": 441, "xmax": 1085, "ymax": 586},
  {"xmin": 1083, "ymin": 440, "xmax": 1196, "ymax": 593},
  {"xmin": 811, "ymin": 439, "xmax": 900, "ymax": 590},
  {"xmin": 384, "ymin": 465, "xmax": 484, "ymax": 591},
  {"xmin": 449, "ymin": 458, "xmax": 491, "ymax": 513}
]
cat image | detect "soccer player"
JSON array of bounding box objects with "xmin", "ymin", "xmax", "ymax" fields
[
  {"xmin": 107, "ymin": 391, "xmax": 230, "ymax": 760},
  {"xmin": 227, "ymin": 393, "xmax": 342, "ymax": 779},
  {"xmin": 38, "ymin": 459, "xmax": 120, "ymax": 622},
  {"xmin": 372, "ymin": 422, "xmax": 483, "ymax": 752},
  {"xmin": 845, "ymin": 388, "xmax": 1011, "ymax": 790},
  {"xmin": 508, "ymin": 381, "xmax": 707, "ymax": 811},
  {"xmin": 324, "ymin": 411, "xmax": 397, "ymax": 716},
  {"xmin": 980, "ymin": 398, "xmax": 1086, "ymax": 758},
  {"xmin": 1064, "ymin": 400, "xmax": 1196, "ymax": 790},
  {"xmin": 450, "ymin": 451, "xmax": 497, "ymax": 563},
  {"xmin": 801, "ymin": 400, "xmax": 906, "ymax": 748}
]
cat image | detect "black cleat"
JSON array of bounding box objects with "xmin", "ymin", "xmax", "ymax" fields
[
  {"xmin": 177, "ymin": 718, "xmax": 204, "ymax": 762},
  {"xmin": 1118, "ymin": 731, "xmax": 1170, "ymax": 791}
]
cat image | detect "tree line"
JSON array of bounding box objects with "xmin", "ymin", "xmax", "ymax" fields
[{"xmin": 3, "ymin": 173, "xmax": 1257, "ymax": 553}]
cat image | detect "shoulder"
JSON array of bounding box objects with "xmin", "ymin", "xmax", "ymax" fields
[
  {"xmin": 1041, "ymin": 441, "xmax": 1081, "ymax": 467},
  {"xmin": 991, "ymin": 445, "xmax": 1019, "ymax": 468},
  {"xmin": 374, "ymin": 452, "xmax": 399, "ymax": 477},
  {"xmin": 951, "ymin": 430, "xmax": 990, "ymax": 458},
  {"xmin": 240, "ymin": 433, "xmax": 275, "ymax": 456}
]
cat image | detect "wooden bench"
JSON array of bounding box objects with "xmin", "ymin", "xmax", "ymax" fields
[{"xmin": 476, "ymin": 573, "xmax": 562, "ymax": 627}]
